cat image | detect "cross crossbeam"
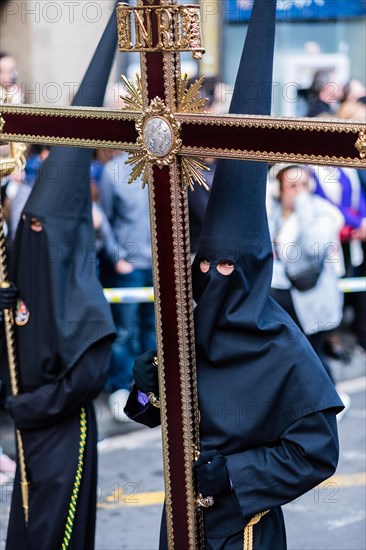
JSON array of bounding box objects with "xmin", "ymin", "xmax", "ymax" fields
[{"xmin": 1, "ymin": 105, "xmax": 365, "ymax": 167}]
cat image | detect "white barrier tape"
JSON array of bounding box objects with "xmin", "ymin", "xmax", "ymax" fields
[
  {"xmin": 103, "ymin": 287, "xmax": 154, "ymax": 303},
  {"xmin": 103, "ymin": 277, "xmax": 366, "ymax": 303},
  {"xmin": 338, "ymin": 277, "xmax": 366, "ymax": 294}
]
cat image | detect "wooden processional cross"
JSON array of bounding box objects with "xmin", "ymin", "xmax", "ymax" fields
[{"xmin": 0, "ymin": 1, "xmax": 365, "ymax": 548}]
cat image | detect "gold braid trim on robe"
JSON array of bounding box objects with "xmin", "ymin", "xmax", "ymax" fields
[
  {"xmin": 243, "ymin": 510, "xmax": 270, "ymax": 550},
  {"xmin": 61, "ymin": 407, "xmax": 87, "ymax": 549}
]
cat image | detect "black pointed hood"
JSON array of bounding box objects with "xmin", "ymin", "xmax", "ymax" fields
[
  {"xmin": 25, "ymin": 6, "xmax": 118, "ymax": 219},
  {"xmin": 198, "ymin": 0, "xmax": 276, "ymax": 245},
  {"xmin": 11, "ymin": 9, "xmax": 118, "ymax": 390},
  {"xmin": 193, "ymin": 0, "xmax": 276, "ymax": 322},
  {"xmin": 192, "ymin": 1, "xmax": 343, "ymax": 496}
]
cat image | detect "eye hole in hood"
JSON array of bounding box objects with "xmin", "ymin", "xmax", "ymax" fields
[{"xmin": 199, "ymin": 258, "xmax": 235, "ymax": 276}]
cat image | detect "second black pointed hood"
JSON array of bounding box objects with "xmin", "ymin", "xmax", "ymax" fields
[
  {"xmin": 11, "ymin": 9, "xmax": 118, "ymax": 390},
  {"xmin": 193, "ymin": 0, "xmax": 276, "ymax": 318}
]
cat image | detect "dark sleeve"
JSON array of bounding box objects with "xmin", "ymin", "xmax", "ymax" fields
[
  {"xmin": 226, "ymin": 409, "xmax": 339, "ymax": 521},
  {"xmin": 10, "ymin": 338, "xmax": 111, "ymax": 431},
  {"xmin": 124, "ymin": 384, "xmax": 161, "ymax": 428}
]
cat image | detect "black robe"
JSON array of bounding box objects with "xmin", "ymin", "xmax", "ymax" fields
[
  {"xmin": 5, "ymin": 338, "xmax": 110, "ymax": 550},
  {"xmin": 125, "ymin": 380, "xmax": 340, "ymax": 550}
]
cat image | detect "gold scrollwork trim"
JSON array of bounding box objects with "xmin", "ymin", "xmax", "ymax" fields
[
  {"xmin": 180, "ymin": 147, "xmax": 366, "ymax": 168},
  {"xmin": 355, "ymin": 131, "xmax": 366, "ymax": 159},
  {"xmin": 176, "ymin": 112, "xmax": 365, "ymax": 134},
  {"xmin": 169, "ymin": 161, "xmax": 197, "ymax": 549},
  {"xmin": 147, "ymin": 167, "xmax": 174, "ymax": 550},
  {"xmin": 0, "ymin": 104, "xmax": 139, "ymax": 122},
  {"xmin": 117, "ymin": 46, "xmax": 204, "ymax": 54},
  {"xmin": 0, "ymin": 132, "xmax": 139, "ymax": 151},
  {"xmin": 163, "ymin": 51, "xmax": 177, "ymax": 112},
  {"xmin": 139, "ymin": 52, "xmax": 150, "ymax": 110}
]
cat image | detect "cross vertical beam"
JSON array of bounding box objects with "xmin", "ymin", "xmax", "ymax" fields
[{"xmin": 138, "ymin": 1, "xmax": 200, "ymax": 547}]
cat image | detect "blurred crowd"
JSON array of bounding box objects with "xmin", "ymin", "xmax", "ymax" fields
[{"xmin": 0, "ymin": 55, "xmax": 365, "ymax": 480}]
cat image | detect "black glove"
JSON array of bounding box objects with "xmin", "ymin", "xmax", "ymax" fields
[
  {"xmin": 5, "ymin": 395, "xmax": 17, "ymax": 420},
  {"xmin": 195, "ymin": 450, "xmax": 230, "ymax": 497},
  {"xmin": 0, "ymin": 284, "xmax": 18, "ymax": 310},
  {"xmin": 132, "ymin": 349, "xmax": 159, "ymax": 394}
]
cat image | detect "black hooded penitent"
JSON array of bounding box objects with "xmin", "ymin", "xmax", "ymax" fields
[
  {"xmin": 10, "ymin": 10, "xmax": 117, "ymax": 391},
  {"xmin": 190, "ymin": 0, "xmax": 344, "ymax": 543}
]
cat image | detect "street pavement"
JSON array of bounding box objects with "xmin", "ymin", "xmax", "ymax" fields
[{"xmin": 0, "ymin": 344, "xmax": 365, "ymax": 549}]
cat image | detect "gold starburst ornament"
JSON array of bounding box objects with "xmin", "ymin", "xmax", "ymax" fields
[{"xmin": 121, "ymin": 75, "xmax": 209, "ymax": 191}]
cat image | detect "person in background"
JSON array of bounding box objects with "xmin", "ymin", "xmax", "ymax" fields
[
  {"xmin": 90, "ymin": 159, "xmax": 127, "ymax": 279},
  {"xmin": 339, "ymin": 78, "xmax": 366, "ymax": 105},
  {"xmin": 0, "ymin": 51, "xmax": 23, "ymax": 232},
  {"xmin": 0, "ymin": 285, "xmax": 18, "ymax": 485},
  {"xmin": 0, "ymin": 52, "xmax": 23, "ymax": 104},
  {"xmin": 305, "ymin": 69, "xmax": 343, "ymax": 118},
  {"xmin": 311, "ymin": 163, "xmax": 366, "ymax": 351},
  {"xmin": 336, "ymin": 93, "xmax": 366, "ymax": 193},
  {"xmin": 267, "ymin": 163, "xmax": 346, "ymax": 383},
  {"xmin": 24, "ymin": 144, "xmax": 50, "ymax": 188},
  {"xmin": 99, "ymin": 151, "xmax": 156, "ymax": 422},
  {"xmin": 1, "ymin": 144, "xmax": 50, "ymax": 246},
  {"xmin": 315, "ymin": 98, "xmax": 366, "ymax": 355},
  {"xmin": 2, "ymin": 165, "xmax": 26, "ymax": 237},
  {"xmin": 95, "ymin": 85, "xmax": 155, "ymax": 423}
]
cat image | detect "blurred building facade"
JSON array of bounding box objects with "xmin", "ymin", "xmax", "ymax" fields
[
  {"xmin": 219, "ymin": 0, "xmax": 366, "ymax": 116},
  {"xmin": 0, "ymin": 0, "xmax": 365, "ymax": 115},
  {"xmin": 0, "ymin": 0, "xmax": 116, "ymax": 106}
]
